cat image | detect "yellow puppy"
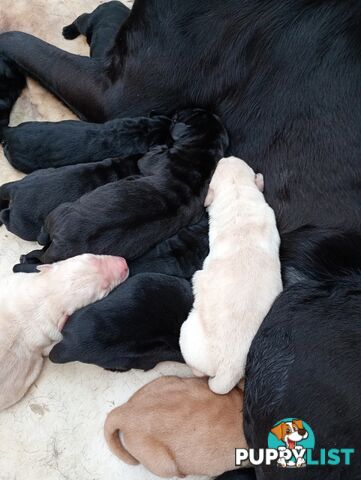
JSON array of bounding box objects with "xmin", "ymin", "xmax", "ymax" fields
[
  {"xmin": 104, "ymin": 376, "xmax": 247, "ymax": 478},
  {"xmin": 180, "ymin": 157, "xmax": 283, "ymax": 394}
]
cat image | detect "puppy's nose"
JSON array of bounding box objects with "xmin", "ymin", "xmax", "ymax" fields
[{"xmin": 298, "ymin": 428, "xmax": 307, "ymax": 436}]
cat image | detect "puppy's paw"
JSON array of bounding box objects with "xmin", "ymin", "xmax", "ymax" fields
[{"xmin": 62, "ymin": 23, "xmax": 80, "ymax": 40}]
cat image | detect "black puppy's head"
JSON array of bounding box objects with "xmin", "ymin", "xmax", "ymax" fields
[{"xmin": 170, "ymin": 108, "xmax": 229, "ymax": 157}]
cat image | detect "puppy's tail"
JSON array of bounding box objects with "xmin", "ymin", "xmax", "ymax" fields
[
  {"xmin": 209, "ymin": 364, "xmax": 241, "ymax": 395},
  {"xmin": 104, "ymin": 406, "xmax": 139, "ymax": 466}
]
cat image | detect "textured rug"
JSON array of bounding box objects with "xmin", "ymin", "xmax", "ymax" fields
[{"xmin": 0, "ymin": 2, "xmax": 206, "ymax": 479}]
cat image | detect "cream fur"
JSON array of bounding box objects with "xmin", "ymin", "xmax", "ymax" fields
[
  {"xmin": 0, "ymin": 254, "xmax": 128, "ymax": 411},
  {"xmin": 180, "ymin": 156, "xmax": 283, "ymax": 394}
]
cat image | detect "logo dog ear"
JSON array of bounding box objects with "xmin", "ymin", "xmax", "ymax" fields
[
  {"xmin": 271, "ymin": 423, "xmax": 284, "ymax": 440},
  {"xmin": 293, "ymin": 420, "xmax": 304, "ymax": 430}
]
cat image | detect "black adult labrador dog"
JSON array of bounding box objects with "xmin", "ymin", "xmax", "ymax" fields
[
  {"xmin": 1, "ymin": 1, "xmax": 361, "ymax": 478},
  {"xmin": 244, "ymin": 229, "xmax": 361, "ymax": 480}
]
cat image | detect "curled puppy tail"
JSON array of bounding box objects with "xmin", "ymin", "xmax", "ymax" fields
[
  {"xmin": 62, "ymin": 13, "xmax": 89, "ymax": 40},
  {"xmin": 209, "ymin": 364, "xmax": 241, "ymax": 395},
  {"xmin": 104, "ymin": 406, "xmax": 139, "ymax": 466}
]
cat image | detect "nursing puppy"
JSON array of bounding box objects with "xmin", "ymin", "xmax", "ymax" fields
[
  {"xmin": 0, "ymin": 254, "xmax": 128, "ymax": 411},
  {"xmin": 22, "ymin": 109, "xmax": 227, "ymax": 265},
  {"xmin": 15, "ymin": 215, "xmax": 209, "ymax": 277},
  {"xmin": 104, "ymin": 376, "xmax": 246, "ymax": 478},
  {"xmin": 49, "ymin": 273, "xmax": 192, "ymax": 371},
  {"xmin": 130, "ymin": 214, "xmax": 209, "ymax": 280},
  {"xmin": 2, "ymin": 114, "xmax": 170, "ymax": 173},
  {"xmin": 180, "ymin": 157, "xmax": 282, "ymax": 394},
  {"xmin": 63, "ymin": 1, "xmax": 130, "ymax": 58},
  {"xmin": 0, "ymin": 157, "xmax": 139, "ymax": 241}
]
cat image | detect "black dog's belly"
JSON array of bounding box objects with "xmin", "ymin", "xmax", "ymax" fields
[
  {"xmin": 215, "ymin": 470, "xmax": 256, "ymax": 480},
  {"xmin": 49, "ymin": 273, "xmax": 192, "ymax": 371}
]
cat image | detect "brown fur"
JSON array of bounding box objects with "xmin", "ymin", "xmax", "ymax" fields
[{"xmin": 104, "ymin": 376, "xmax": 247, "ymax": 478}]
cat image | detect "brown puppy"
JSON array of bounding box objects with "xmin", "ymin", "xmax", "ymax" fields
[{"xmin": 104, "ymin": 376, "xmax": 247, "ymax": 478}]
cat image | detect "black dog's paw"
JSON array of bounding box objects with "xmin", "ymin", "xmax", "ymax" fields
[
  {"xmin": 0, "ymin": 56, "xmax": 26, "ymax": 135},
  {"xmin": 62, "ymin": 23, "xmax": 80, "ymax": 40},
  {"xmin": 13, "ymin": 262, "xmax": 41, "ymax": 274}
]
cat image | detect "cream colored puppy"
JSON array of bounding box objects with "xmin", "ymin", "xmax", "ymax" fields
[
  {"xmin": 0, "ymin": 254, "xmax": 128, "ymax": 411},
  {"xmin": 180, "ymin": 156, "xmax": 282, "ymax": 394}
]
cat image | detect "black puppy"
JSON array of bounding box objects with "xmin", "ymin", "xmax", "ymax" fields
[
  {"xmin": 14, "ymin": 215, "xmax": 209, "ymax": 278},
  {"xmin": 63, "ymin": 1, "xmax": 130, "ymax": 58},
  {"xmin": 129, "ymin": 214, "xmax": 209, "ymax": 279},
  {"xmin": 0, "ymin": 156, "xmax": 140, "ymax": 241},
  {"xmin": 22, "ymin": 109, "xmax": 227, "ymax": 264},
  {"xmin": 2, "ymin": 114, "xmax": 170, "ymax": 174},
  {"xmin": 49, "ymin": 273, "xmax": 192, "ymax": 371}
]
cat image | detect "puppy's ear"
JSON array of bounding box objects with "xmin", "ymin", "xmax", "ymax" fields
[
  {"xmin": 171, "ymin": 122, "xmax": 189, "ymax": 142},
  {"xmin": 271, "ymin": 423, "xmax": 284, "ymax": 440},
  {"xmin": 204, "ymin": 188, "xmax": 215, "ymax": 207},
  {"xmin": 255, "ymin": 173, "xmax": 264, "ymax": 192}
]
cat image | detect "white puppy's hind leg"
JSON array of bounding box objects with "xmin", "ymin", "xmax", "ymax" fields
[
  {"xmin": 208, "ymin": 364, "xmax": 242, "ymax": 395},
  {"xmin": 179, "ymin": 310, "xmax": 212, "ymax": 378}
]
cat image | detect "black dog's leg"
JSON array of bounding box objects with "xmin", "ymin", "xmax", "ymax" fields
[
  {"xmin": 0, "ymin": 56, "xmax": 26, "ymax": 133},
  {"xmin": 63, "ymin": 1, "xmax": 131, "ymax": 58},
  {"xmin": 0, "ymin": 32, "xmax": 110, "ymax": 122},
  {"xmin": 2, "ymin": 115, "xmax": 170, "ymax": 173}
]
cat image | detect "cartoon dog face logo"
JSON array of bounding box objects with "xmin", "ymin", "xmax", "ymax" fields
[
  {"xmin": 270, "ymin": 419, "xmax": 309, "ymax": 468},
  {"xmin": 271, "ymin": 420, "xmax": 308, "ymax": 449}
]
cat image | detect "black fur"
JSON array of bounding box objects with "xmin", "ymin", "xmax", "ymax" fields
[
  {"xmin": 0, "ymin": 55, "xmax": 25, "ymax": 134},
  {"xmin": 1, "ymin": 1, "xmax": 361, "ymax": 468},
  {"xmin": 129, "ymin": 214, "xmax": 209, "ymax": 279},
  {"xmin": 2, "ymin": 114, "xmax": 170, "ymax": 173},
  {"xmin": 63, "ymin": 1, "xmax": 130, "ymax": 58},
  {"xmin": 0, "ymin": 1, "xmax": 360, "ymax": 232},
  {"xmin": 244, "ymin": 230, "xmax": 361, "ymax": 479},
  {"xmin": 14, "ymin": 215, "xmax": 209, "ymax": 279},
  {"xmin": 0, "ymin": 157, "xmax": 140, "ymax": 241},
  {"xmin": 281, "ymin": 226, "xmax": 361, "ymax": 286},
  {"xmin": 215, "ymin": 470, "xmax": 256, "ymax": 480},
  {"xmin": 21, "ymin": 109, "xmax": 227, "ymax": 264},
  {"xmin": 49, "ymin": 273, "xmax": 192, "ymax": 371}
]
